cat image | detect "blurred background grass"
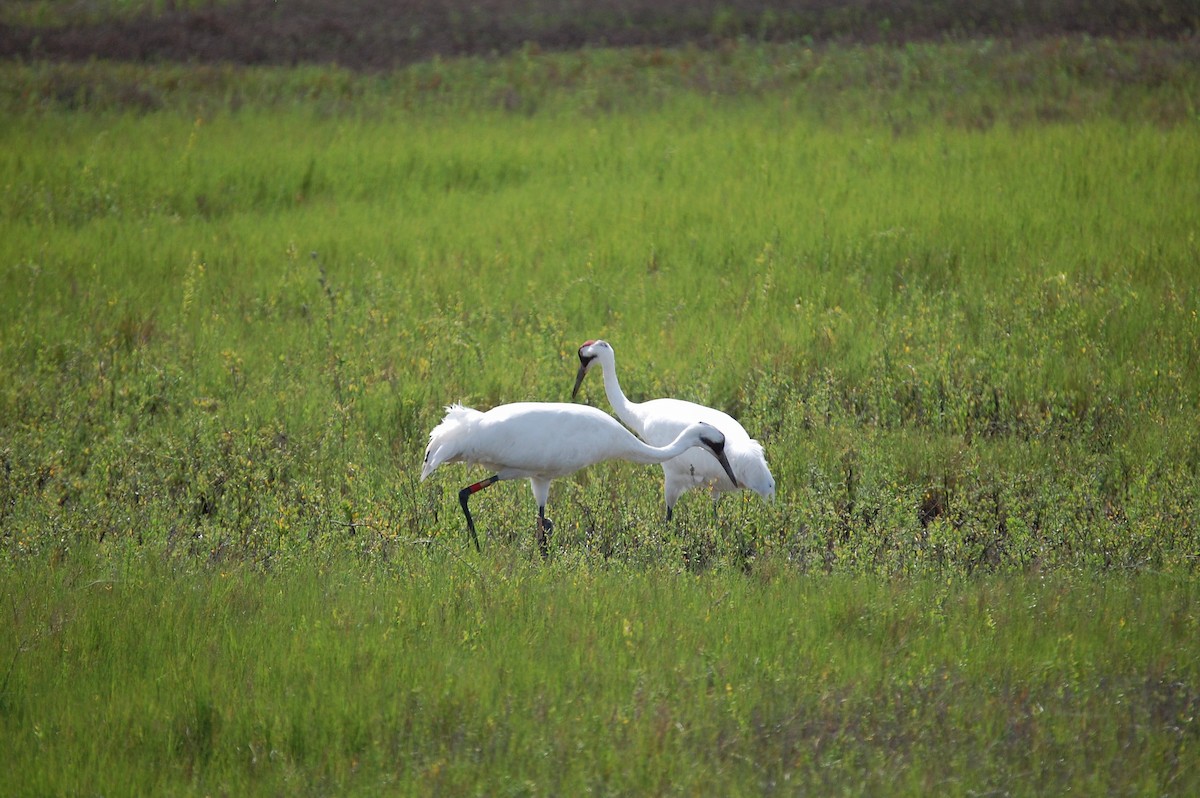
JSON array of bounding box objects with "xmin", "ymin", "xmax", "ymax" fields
[{"xmin": 2, "ymin": 0, "xmax": 1197, "ymax": 67}]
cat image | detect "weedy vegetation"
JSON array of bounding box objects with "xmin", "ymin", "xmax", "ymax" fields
[{"xmin": 1, "ymin": 16, "xmax": 1198, "ymax": 796}]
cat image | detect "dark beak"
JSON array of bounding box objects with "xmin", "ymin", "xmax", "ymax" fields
[
  {"xmin": 713, "ymin": 447, "xmax": 739, "ymax": 489},
  {"xmin": 571, "ymin": 360, "xmax": 589, "ymax": 400}
]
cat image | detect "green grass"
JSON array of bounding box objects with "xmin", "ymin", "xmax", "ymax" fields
[
  {"xmin": 1, "ymin": 37, "xmax": 1199, "ymax": 793},
  {"xmin": 3, "ymin": 547, "xmax": 1198, "ymax": 795}
]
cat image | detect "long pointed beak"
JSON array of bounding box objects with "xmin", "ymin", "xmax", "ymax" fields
[
  {"xmin": 571, "ymin": 363, "xmax": 588, "ymax": 400},
  {"xmin": 714, "ymin": 449, "xmax": 739, "ymax": 489}
]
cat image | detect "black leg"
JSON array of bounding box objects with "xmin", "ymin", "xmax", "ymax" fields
[
  {"xmin": 458, "ymin": 475, "xmax": 499, "ymax": 552},
  {"xmin": 536, "ymin": 505, "xmax": 553, "ymax": 559},
  {"xmin": 665, "ymin": 505, "xmax": 674, "ymax": 523}
]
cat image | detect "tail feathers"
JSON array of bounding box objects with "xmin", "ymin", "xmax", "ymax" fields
[{"xmin": 420, "ymin": 404, "xmax": 482, "ymax": 481}]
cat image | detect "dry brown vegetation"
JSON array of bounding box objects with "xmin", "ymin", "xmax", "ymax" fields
[{"xmin": 2, "ymin": 0, "xmax": 1196, "ymax": 70}]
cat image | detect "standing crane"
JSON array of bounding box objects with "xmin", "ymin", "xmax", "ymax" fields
[
  {"xmin": 421, "ymin": 401, "xmax": 738, "ymax": 556},
  {"xmin": 572, "ymin": 339, "xmax": 775, "ymax": 521}
]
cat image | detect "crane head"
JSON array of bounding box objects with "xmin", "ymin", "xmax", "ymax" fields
[
  {"xmin": 695, "ymin": 423, "xmax": 739, "ymax": 489},
  {"xmin": 572, "ymin": 339, "xmax": 610, "ymax": 399}
]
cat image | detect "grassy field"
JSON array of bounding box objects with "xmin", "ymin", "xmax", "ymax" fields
[
  {"xmin": 4, "ymin": 549, "xmax": 1198, "ymax": 795},
  {"xmin": 2, "ymin": 32, "xmax": 1199, "ymax": 794}
]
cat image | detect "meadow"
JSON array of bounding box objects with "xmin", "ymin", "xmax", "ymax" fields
[{"xmin": 2, "ymin": 32, "xmax": 1199, "ymax": 794}]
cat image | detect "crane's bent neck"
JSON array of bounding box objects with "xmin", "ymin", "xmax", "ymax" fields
[{"xmin": 623, "ymin": 427, "xmax": 702, "ymax": 465}]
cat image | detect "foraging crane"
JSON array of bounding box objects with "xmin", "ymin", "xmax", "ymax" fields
[
  {"xmin": 572, "ymin": 339, "xmax": 775, "ymax": 521},
  {"xmin": 420, "ymin": 401, "xmax": 738, "ymax": 556}
]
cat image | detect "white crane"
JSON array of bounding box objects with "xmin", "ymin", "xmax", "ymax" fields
[
  {"xmin": 420, "ymin": 401, "xmax": 738, "ymax": 556},
  {"xmin": 572, "ymin": 339, "xmax": 775, "ymax": 521}
]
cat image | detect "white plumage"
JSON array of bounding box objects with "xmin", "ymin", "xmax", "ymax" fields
[
  {"xmin": 572, "ymin": 339, "xmax": 775, "ymax": 521},
  {"xmin": 421, "ymin": 401, "xmax": 738, "ymax": 555}
]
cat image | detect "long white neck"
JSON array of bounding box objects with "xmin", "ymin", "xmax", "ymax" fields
[
  {"xmin": 619, "ymin": 425, "xmax": 704, "ymax": 466},
  {"xmin": 598, "ymin": 353, "xmax": 643, "ymax": 432}
]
